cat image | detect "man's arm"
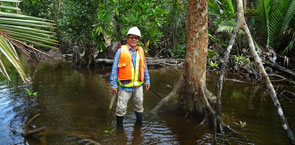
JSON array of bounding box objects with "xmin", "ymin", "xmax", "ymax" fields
[
  {"xmin": 110, "ymin": 49, "xmax": 121, "ymax": 93},
  {"xmin": 144, "ymin": 58, "xmax": 150, "ymax": 90}
]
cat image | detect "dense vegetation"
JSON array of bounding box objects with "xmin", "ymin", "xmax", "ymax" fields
[
  {"xmin": 0, "ymin": 0, "xmax": 293, "ymax": 77},
  {"xmin": 210, "ymin": 0, "xmax": 295, "ymax": 55},
  {"xmin": 18, "ymin": 0, "xmax": 295, "ymax": 59}
]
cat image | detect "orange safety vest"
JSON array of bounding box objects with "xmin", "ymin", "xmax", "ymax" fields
[{"xmin": 118, "ymin": 45, "xmax": 145, "ymax": 87}]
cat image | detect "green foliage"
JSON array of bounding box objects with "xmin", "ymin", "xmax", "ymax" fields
[
  {"xmin": 104, "ymin": 129, "xmax": 113, "ymax": 134},
  {"xmin": 20, "ymin": 0, "xmax": 188, "ymax": 58},
  {"xmin": 209, "ymin": 0, "xmax": 236, "ymax": 27},
  {"xmin": 210, "ymin": 0, "xmax": 295, "ymax": 55},
  {"xmin": 0, "ymin": 1, "xmax": 21, "ymax": 13},
  {"xmin": 19, "ymin": 0, "xmax": 54, "ymax": 18},
  {"xmin": 282, "ymin": 39, "xmax": 295, "ymax": 55},
  {"xmin": 166, "ymin": 84, "xmax": 172, "ymax": 89},
  {"xmin": 94, "ymin": 0, "xmax": 187, "ymax": 57},
  {"xmin": 269, "ymin": 0, "xmax": 295, "ymax": 48},
  {"xmin": 164, "ymin": 0, "xmax": 187, "ymax": 57},
  {"xmin": 91, "ymin": 26, "xmax": 106, "ymax": 52},
  {"xmin": 210, "ymin": 61, "xmax": 218, "ymax": 69},
  {"xmin": 247, "ymin": 0, "xmax": 272, "ymax": 46},
  {"xmin": 95, "ymin": 0, "xmax": 168, "ymax": 46},
  {"xmin": 207, "ymin": 48, "xmax": 220, "ymax": 59},
  {"xmin": 20, "ymin": 0, "xmax": 98, "ymax": 51},
  {"xmin": 208, "ymin": 34, "xmax": 227, "ymax": 48},
  {"xmin": 25, "ymin": 88, "xmax": 38, "ymax": 96},
  {"xmin": 57, "ymin": 1, "xmax": 97, "ymax": 49},
  {"xmin": 250, "ymin": 0, "xmax": 295, "ymax": 54},
  {"xmin": 216, "ymin": 19, "xmax": 237, "ymax": 34},
  {"xmin": 234, "ymin": 54, "xmax": 250, "ymax": 65},
  {"xmin": 168, "ymin": 44, "xmax": 185, "ymax": 58},
  {"xmin": 209, "ymin": 0, "xmax": 241, "ymax": 51},
  {"xmin": 234, "ymin": 121, "xmax": 247, "ymax": 129}
]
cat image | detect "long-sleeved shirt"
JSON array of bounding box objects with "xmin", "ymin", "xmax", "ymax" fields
[{"xmin": 110, "ymin": 45, "xmax": 150, "ymax": 91}]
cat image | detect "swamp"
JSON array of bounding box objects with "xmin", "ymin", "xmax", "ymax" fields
[
  {"xmin": 1, "ymin": 0, "xmax": 295, "ymax": 144},
  {"xmin": 0, "ymin": 61, "xmax": 294, "ymax": 144}
]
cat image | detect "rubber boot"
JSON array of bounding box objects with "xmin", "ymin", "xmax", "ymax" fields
[
  {"xmin": 134, "ymin": 111, "xmax": 142, "ymax": 125},
  {"xmin": 116, "ymin": 116, "xmax": 124, "ymax": 127}
]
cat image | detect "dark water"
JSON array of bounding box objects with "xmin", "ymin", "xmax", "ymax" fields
[{"xmin": 0, "ymin": 61, "xmax": 294, "ymax": 145}]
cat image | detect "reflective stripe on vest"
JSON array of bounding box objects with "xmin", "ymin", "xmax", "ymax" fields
[{"xmin": 118, "ymin": 45, "xmax": 144, "ymax": 87}]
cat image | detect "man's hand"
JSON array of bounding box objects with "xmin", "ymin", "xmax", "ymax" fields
[
  {"xmin": 112, "ymin": 88, "xmax": 118, "ymax": 94},
  {"xmin": 145, "ymin": 84, "xmax": 150, "ymax": 91}
]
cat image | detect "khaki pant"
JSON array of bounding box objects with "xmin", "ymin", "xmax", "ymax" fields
[{"xmin": 116, "ymin": 86, "xmax": 144, "ymax": 116}]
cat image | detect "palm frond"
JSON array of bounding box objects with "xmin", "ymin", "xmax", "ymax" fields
[
  {"xmin": 282, "ymin": 39, "xmax": 294, "ymax": 55},
  {"xmin": 217, "ymin": 19, "xmax": 236, "ymax": 33},
  {"xmin": 0, "ymin": 12, "xmax": 54, "ymax": 22},
  {"xmin": 0, "ymin": 5, "xmax": 20, "ymax": 11},
  {"xmin": 269, "ymin": 0, "xmax": 295, "ymax": 48},
  {"xmin": 0, "ymin": 35, "xmax": 28, "ymax": 82},
  {"xmin": 227, "ymin": 0, "xmax": 234, "ymax": 14},
  {"xmin": 0, "ymin": 0, "xmax": 22, "ymax": 2},
  {"xmin": 261, "ymin": 0, "xmax": 271, "ymax": 47},
  {"xmin": 0, "ymin": 11, "xmax": 58, "ymax": 49},
  {"xmin": 0, "ymin": 59, "xmax": 11, "ymax": 81},
  {"xmin": 0, "ymin": 1, "xmax": 58, "ymax": 82},
  {"xmin": 279, "ymin": 0, "xmax": 295, "ymax": 36}
]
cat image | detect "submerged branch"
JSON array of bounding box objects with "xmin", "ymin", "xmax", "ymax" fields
[
  {"xmin": 21, "ymin": 126, "xmax": 47, "ymax": 137},
  {"xmin": 151, "ymin": 75, "xmax": 183, "ymax": 113},
  {"xmin": 24, "ymin": 113, "xmax": 40, "ymax": 129},
  {"xmin": 22, "ymin": 114, "xmax": 47, "ymax": 138},
  {"xmin": 265, "ymin": 62, "xmax": 295, "ymax": 78},
  {"xmin": 38, "ymin": 130, "xmax": 101, "ymax": 145}
]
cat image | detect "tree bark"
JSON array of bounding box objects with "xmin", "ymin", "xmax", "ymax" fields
[{"xmin": 152, "ymin": 0, "xmax": 215, "ymax": 119}]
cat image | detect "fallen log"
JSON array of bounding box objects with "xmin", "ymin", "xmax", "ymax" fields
[{"xmin": 95, "ymin": 57, "xmax": 184, "ymax": 67}]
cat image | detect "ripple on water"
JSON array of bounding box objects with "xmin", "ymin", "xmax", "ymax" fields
[
  {"xmin": 105, "ymin": 113, "xmax": 179, "ymax": 145},
  {"xmin": 0, "ymin": 82, "xmax": 38, "ymax": 144}
]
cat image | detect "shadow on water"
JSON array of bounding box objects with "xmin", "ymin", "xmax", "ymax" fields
[{"xmin": 0, "ymin": 61, "xmax": 294, "ymax": 144}]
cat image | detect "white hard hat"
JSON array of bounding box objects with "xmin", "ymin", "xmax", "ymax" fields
[{"xmin": 127, "ymin": 27, "xmax": 141, "ymax": 37}]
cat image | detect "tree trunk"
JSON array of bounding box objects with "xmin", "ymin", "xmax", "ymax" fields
[
  {"xmin": 152, "ymin": 0, "xmax": 214, "ymax": 119},
  {"xmin": 181, "ymin": 0, "xmax": 211, "ymax": 115}
]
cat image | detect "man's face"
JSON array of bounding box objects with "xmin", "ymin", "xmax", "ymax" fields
[{"xmin": 127, "ymin": 34, "xmax": 140, "ymax": 48}]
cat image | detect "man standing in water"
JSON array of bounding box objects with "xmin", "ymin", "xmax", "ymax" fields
[{"xmin": 110, "ymin": 27, "xmax": 150, "ymax": 127}]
